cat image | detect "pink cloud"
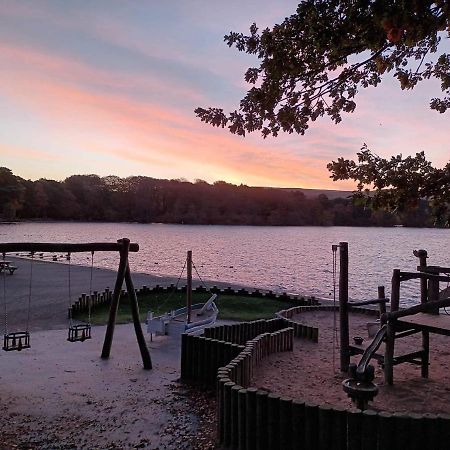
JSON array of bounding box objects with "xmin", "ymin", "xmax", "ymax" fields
[{"xmin": 0, "ymin": 62, "xmax": 342, "ymax": 187}]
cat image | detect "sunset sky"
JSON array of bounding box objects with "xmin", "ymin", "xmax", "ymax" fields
[{"xmin": 1, "ymin": 1, "xmax": 448, "ymax": 190}]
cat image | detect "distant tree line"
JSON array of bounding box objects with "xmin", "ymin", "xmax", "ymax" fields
[{"xmin": 0, "ymin": 167, "xmax": 435, "ymax": 227}]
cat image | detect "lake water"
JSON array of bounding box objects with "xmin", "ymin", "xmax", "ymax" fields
[{"xmin": 1, "ymin": 222, "xmax": 449, "ymax": 304}]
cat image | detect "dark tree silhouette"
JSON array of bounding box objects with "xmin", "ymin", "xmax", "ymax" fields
[
  {"xmin": 194, "ymin": 1, "xmax": 449, "ymax": 223},
  {"xmin": 196, "ymin": 1, "xmax": 449, "ymax": 137}
]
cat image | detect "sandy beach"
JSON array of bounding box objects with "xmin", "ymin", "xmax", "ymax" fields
[
  {"xmin": 251, "ymin": 310, "xmax": 450, "ymax": 414},
  {"xmin": 0, "ymin": 257, "xmax": 181, "ymax": 332}
]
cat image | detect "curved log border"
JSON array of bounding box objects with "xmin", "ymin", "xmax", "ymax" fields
[{"xmin": 182, "ymin": 305, "xmax": 449, "ymax": 450}]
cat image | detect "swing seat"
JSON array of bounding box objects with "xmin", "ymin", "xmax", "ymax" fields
[
  {"xmin": 3, "ymin": 331, "xmax": 31, "ymax": 351},
  {"xmin": 67, "ymin": 323, "xmax": 91, "ymax": 342}
]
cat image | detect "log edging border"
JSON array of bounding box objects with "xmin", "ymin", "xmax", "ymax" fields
[{"xmin": 68, "ymin": 284, "xmax": 321, "ymax": 317}]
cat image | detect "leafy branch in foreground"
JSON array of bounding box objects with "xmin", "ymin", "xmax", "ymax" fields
[
  {"xmin": 327, "ymin": 146, "xmax": 450, "ymax": 225},
  {"xmin": 195, "ymin": 0, "xmax": 449, "ymax": 137}
]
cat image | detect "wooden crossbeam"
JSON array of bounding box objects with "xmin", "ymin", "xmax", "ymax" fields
[{"xmin": 0, "ymin": 242, "xmax": 139, "ymax": 253}]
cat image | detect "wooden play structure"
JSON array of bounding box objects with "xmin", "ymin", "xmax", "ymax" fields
[
  {"xmin": 335, "ymin": 241, "xmax": 450, "ymax": 399},
  {"xmin": 147, "ymin": 250, "xmax": 219, "ymax": 336},
  {"xmin": 0, "ymin": 238, "xmax": 152, "ymax": 369},
  {"xmin": 383, "ymin": 249, "xmax": 450, "ymax": 384}
]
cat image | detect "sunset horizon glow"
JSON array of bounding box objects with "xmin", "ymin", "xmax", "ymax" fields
[{"xmin": 1, "ymin": 1, "xmax": 448, "ymax": 190}]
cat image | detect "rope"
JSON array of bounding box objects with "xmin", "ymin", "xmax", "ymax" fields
[
  {"xmin": 157, "ymin": 259, "xmax": 187, "ymax": 310},
  {"xmin": 68, "ymin": 253, "xmax": 72, "ymax": 326},
  {"xmin": 2, "ymin": 253, "xmax": 7, "ymax": 335},
  {"xmin": 26, "ymin": 253, "xmax": 34, "ymax": 332},
  {"xmin": 88, "ymin": 251, "xmax": 94, "ymax": 324},
  {"xmin": 192, "ymin": 261, "xmax": 210, "ymax": 292},
  {"xmin": 332, "ymin": 244, "xmax": 339, "ymax": 373}
]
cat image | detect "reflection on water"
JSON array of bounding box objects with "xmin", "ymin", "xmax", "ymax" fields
[{"xmin": 1, "ymin": 222, "xmax": 448, "ymax": 305}]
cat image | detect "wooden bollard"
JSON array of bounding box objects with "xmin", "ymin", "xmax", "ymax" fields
[
  {"xmin": 244, "ymin": 352, "xmax": 252, "ymax": 386},
  {"xmin": 304, "ymin": 402, "xmax": 319, "ymax": 450},
  {"xmin": 223, "ymin": 381, "xmax": 235, "ymax": 447},
  {"xmin": 223, "ymin": 325, "xmax": 230, "ymax": 342},
  {"xmin": 238, "ymin": 388, "xmax": 247, "ymax": 450},
  {"xmin": 211, "ymin": 339, "xmax": 219, "ymax": 385},
  {"xmin": 392, "ymin": 413, "xmax": 412, "ymax": 448},
  {"xmin": 255, "ymin": 390, "xmax": 268, "ymax": 450},
  {"xmin": 407, "ymin": 413, "xmax": 426, "ymax": 450},
  {"xmin": 243, "ymin": 322, "xmax": 249, "ymax": 343},
  {"xmin": 211, "ymin": 339, "xmax": 220, "ymax": 386},
  {"xmin": 216, "ymin": 341, "xmax": 224, "ymax": 369},
  {"xmin": 347, "ymin": 409, "xmax": 363, "ymax": 450},
  {"xmin": 318, "ymin": 404, "xmax": 333, "ymax": 450},
  {"xmin": 362, "ymin": 410, "xmax": 378, "ymax": 450},
  {"xmin": 235, "ymin": 357, "xmax": 244, "ymax": 386},
  {"xmin": 184, "ymin": 334, "xmax": 192, "ymax": 380},
  {"xmin": 292, "ymin": 400, "xmax": 305, "ymax": 449},
  {"xmin": 279, "ymin": 397, "xmax": 293, "ymax": 450},
  {"xmin": 273, "ymin": 331, "xmax": 279, "ymax": 353},
  {"xmin": 204, "ymin": 338, "xmax": 213, "ymax": 385},
  {"xmin": 288, "ymin": 327, "xmax": 294, "ymax": 350},
  {"xmin": 423, "ymin": 413, "xmax": 440, "ymax": 450},
  {"xmin": 376, "ymin": 411, "xmax": 393, "ymax": 450},
  {"xmin": 245, "ymin": 388, "xmax": 258, "ymax": 450},
  {"xmin": 196, "ymin": 337, "xmax": 205, "ymax": 384},
  {"xmin": 301, "ymin": 324, "xmax": 307, "ymax": 338},
  {"xmin": 331, "ymin": 406, "xmax": 347, "ymax": 450},
  {"xmin": 232, "ymin": 324, "xmax": 238, "ymax": 343},
  {"xmin": 267, "ymin": 394, "xmax": 280, "ymax": 450},
  {"xmin": 195, "ymin": 336, "xmax": 204, "ymax": 381},
  {"xmin": 312, "ymin": 327, "xmax": 319, "ymax": 343},
  {"xmin": 231, "ymin": 385, "xmax": 242, "ymax": 449},
  {"xmin": 180, "ymin": 333, "xmax": 188, "ymax": 379},
  {"xmin": 217, "ymin": 376, "xmax": 228, "ymax": 442},
  {"xmin": 224, "ymin": 342, "xmax": 233, "ymax": 363},
  {"xmin": 189, "ymin": 336, "xmax": 198, "ymax": 381},
  {"xmin": 438, "ymin": 414, "xmax": 450, "ymax": 450}
]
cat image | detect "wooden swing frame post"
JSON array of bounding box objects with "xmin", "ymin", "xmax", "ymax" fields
[{"xmin": 0, "ymin": 239, "xmax": 152, "ymax": 369}]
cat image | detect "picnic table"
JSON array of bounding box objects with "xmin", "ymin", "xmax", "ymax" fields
[{"xmin": 0, "ymin": 260, "xmax": 18, "ymax": 275}]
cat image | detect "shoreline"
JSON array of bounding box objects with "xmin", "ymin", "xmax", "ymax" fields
[{"xmin": 1, "ymin": 256, "xmax": 316, "ymax": 333}]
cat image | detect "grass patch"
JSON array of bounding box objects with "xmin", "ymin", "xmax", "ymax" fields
[{"xmin": 73, "ymin": 291, "xmax": 293, "ymax": 325}]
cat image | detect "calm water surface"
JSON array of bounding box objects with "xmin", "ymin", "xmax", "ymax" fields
[{"xmin": 1, "ymin": 223, "xmax": 449, "ymax": 304}]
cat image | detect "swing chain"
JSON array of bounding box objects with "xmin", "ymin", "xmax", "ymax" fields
[
  {"xmin": 26, "ymin": 252, "xmax": 34, "ymax": 332},
  {"xmin": 332, "ymin": 244, "xmax": 339, "ymax": 373},
  {"xmin": 2, "ymin": 252, "xmax": 7, "ymax": 336},
  {"xmin": 68, "ymin": 252, "xmax": 72, "ymax": 326}
]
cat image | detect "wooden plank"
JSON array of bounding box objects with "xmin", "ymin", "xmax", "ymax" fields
[{"xmin": 398, "ymin": 313, "xmax": 450, "ymax": 336}]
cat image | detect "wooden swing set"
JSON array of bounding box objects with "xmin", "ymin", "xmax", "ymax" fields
[{"xmin": 0, "ymin": 238, "xmax": 152, "ymax": 370}]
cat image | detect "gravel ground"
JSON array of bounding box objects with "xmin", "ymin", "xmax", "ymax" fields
[{"xmin": 0, "ymin": 258, "xmax": 221, "ymax": 449}]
